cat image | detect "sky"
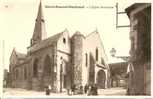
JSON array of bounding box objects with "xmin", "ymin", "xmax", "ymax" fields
[{"xmin": 0, "ymin": 0, "xmax": 150, "ymax": 70}]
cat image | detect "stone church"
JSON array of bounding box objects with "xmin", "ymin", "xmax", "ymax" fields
[{"xmin": 9, "ymin": 1, "xmax": 110, "ymax": 92}]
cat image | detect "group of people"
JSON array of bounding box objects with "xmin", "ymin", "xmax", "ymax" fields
[
  {"xmin": 70, "ymin": 84, "xmax": 98, "ymax": 96},
  {"xmin": 45, "ymin": 84, "xmax": 98, "ymax": 96}
]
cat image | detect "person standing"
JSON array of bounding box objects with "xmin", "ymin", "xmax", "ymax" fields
[
  {"xmin": 84, "ymin": 84, "xmax": 89, "ymax": 94},
  {"xmin": 45, "ymin": 86, "xmax": 50, "ymax": 95},
  {"xmin": 71, "ymin": 84, "xmax": 76, "ymax": 95}
]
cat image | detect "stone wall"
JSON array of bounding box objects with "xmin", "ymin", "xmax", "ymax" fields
[
  {"xmin": 125, "ymin": 4, "xmax": 151, "ymax": 95},
  {"xmin": 71, "ymin": 32, "xmax": 84, "ymax": 86}
]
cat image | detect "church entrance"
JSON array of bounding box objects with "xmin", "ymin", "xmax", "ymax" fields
[
  {"xmin": 43, "ymin": 55, "xmax": 54, "ymax": 89},
  {"xmin": 96, "ymin": 69, "xmax": 106, "ymax": 89}
]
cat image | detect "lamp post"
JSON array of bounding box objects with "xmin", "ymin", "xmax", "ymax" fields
[
  {"xmin": 110, "ymin": 48, "xmax": 116, "ymax": 57},
  {"xmin": 110, "ymin": 48, "xmax": 129, "ymax": 61},
  {"xmin": 110, "ymin": 48, "xmax": 134, "ymax": 95}
]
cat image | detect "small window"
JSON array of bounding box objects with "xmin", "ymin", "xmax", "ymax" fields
[
  {"xmin": 16, "ymin": 69, "xmax": 19, "ymax": 80},
  {"xmin": 96, "ymin": 48, "xmax": 98, "ymax": 61},
  {"xmin": 24, "ymin": 67, "xmax": 27, "ymax": 80},
  {"xmin": 85, "ymin": 53, "xmax": 88, "ymax": 67},
  {"xmin": 63, "ymin": 38, "xmax": 66, "ymax": 44},
  {"xmin": 33, "ymin": 59, "xmax": 38, "ymax": 77},
  {"xmin": 101, "ymin": 58, "xmax": 105, "ymax": 65}
]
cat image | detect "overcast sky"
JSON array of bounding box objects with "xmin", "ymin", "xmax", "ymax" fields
[{"xmin": 0, "ymin": 0, "xmax": 150, "ymax": 70}]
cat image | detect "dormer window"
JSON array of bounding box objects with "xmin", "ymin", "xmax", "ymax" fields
[{"xmin": 63, "ymin": 38, "xmax": 66, "ymax": 44}]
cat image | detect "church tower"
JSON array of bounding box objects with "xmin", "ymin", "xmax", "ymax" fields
[{"xmin": 31, "ymin": 0, "xmax": 47, "ymax": 46}]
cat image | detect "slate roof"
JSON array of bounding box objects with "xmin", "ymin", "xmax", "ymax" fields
[
  {"xmin": 16, "ymin": 52, "xmax": 27, "ymax": 60},
  {"xmin": 29, "ymin": 32, "xmax": 63, "ymax": 53}
]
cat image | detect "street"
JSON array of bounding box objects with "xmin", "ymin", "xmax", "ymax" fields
[{"xmin": 3, "ymin": 87, "xmax": 126, "ymax": 96}]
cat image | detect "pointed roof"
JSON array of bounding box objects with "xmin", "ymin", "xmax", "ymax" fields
[
  {"xmin": 86, "ymin": 29, "xmax": 98, "ymax": 38},
  {"xmin": 85, "ymin": 30, "xmax": 108, "ymax": 62},
  {"xmin": 10, "ymin": 48, "xmax": 27, "ymax": 65},
  {"xmin": 36, "ymin": 0, "xmax": 44, "ymax": 21},
  {"xmin": 32, "ymin": 0, "xmax": 47, "ymax": 45}
]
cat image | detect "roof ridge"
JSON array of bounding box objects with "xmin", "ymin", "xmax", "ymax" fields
[{"xmin": 86, "ymin": 29, "xmax": 98, "ymax": 38}]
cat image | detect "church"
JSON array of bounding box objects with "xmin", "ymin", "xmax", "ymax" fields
[{"xmin": 9, "ymin": 1, "xmax": 110, "ymax": 92}]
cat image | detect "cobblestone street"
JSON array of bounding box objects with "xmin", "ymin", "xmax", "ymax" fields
[{"xmin": 3, "ymin": 87, "xmax": 126, "ymax": 96}]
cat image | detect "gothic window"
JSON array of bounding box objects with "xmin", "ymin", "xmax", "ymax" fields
[
  {"xmin": 44, "ymin": 55, "xmax": 52, "ymax": 76},
  {"xmin": 63, "ymin": 38, "xmax": 66, "ymax": 44},
  {"xmin": 85, "ymin": 53, "xmax": 88, "ymax": 67},
  {"xmin": 101, "ymin": 58, "xmax": 105, "ymax": 65},
  {"xmin": 33, "ymin": 59, "xmax": 38, "ymax": 77},
  {"xmin": 24, "ymin": 67, "xmax": 27, "ymax": 80},
  {"xmin": 15, "ymin": 69, "xmax": 19, "ymax": 80},
  {"xmin": 96, "ymin": 48, "xmax": 98, "ymax": 61}
]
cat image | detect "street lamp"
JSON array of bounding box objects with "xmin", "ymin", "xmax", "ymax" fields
[
  {"xmin": 110, "ymin": 48, "xmax": 129, "ymax": 61},
  {"xmin": 110, "ymin": 48, "xmax": 116, "ymax": 57}
]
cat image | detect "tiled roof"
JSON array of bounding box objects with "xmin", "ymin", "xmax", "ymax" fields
[
  {"xmin": 16, "ymin": 52, "xmax": 27, "ymax": 60},
  {"xmin": 29, "ymin": 32, "xmax": 63, "ymax": 53}
]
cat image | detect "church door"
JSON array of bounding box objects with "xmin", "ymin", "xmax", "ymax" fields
[{"xmin": 96, "ymin": 70, "xmax": 106, "ymax": 89}]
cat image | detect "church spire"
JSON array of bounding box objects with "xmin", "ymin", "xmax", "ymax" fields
[{"xmin": 31, "ymin": 0, "xmax": 47, "ymax": 46}]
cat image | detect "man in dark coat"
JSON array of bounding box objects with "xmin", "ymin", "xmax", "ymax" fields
[{"xmin": 84, "ymin": 84, "xmax": 89, "ymax": 94}]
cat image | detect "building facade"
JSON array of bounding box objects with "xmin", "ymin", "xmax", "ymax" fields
[
  {"xmin": 125, "ymin": 3, "xmax": 151, "ymax": 95},
  {"xmin": 9, "ymin": 1, "xmax": 110, "ymax": 92}
]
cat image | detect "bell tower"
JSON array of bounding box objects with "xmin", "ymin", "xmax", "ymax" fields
[{"xmin": 31, "ymin": 0, "xmax": 47, "ymax": 46}]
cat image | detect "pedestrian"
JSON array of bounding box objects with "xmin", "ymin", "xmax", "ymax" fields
[
  {"xmin": 93, "ymin": 84, "xmax": 98, "ymax": 95},
  {"xmin": 87, "ymin": 85, "xmax": 92, "ymax": 96},
  {"xmin": 84, "ymin": 84, "xmax": 89, "ymax": 94},
  {"xmin": 48, "ymin": 85, "xmax": 51, "ymax": 91},
  {"xmin": 67, "ymin": 84, "xmax": 71, "ymax": 95},
  {"xmin": 45, "ymin": 86, "xmax": 50, "ymax": 95},
  {"xmin": 71, "ymin": 84, "xmax": 76, "ymax": 95},
  {"xmin": 79, "ymin": 85, "xmax": 83, "ymax": 94}
]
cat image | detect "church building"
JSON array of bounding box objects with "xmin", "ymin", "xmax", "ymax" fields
[{"xmin": 9, "ymin": 1, "xmax": 110, "ymax": 92}]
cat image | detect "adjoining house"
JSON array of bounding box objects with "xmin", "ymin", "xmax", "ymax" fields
[{"xmin": 125, "ymin": 3, "xmax": 151, "ymax": 95}]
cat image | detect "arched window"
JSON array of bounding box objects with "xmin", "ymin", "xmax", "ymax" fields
[
  {"xmin": 24, "ymin": 67, "xmax": 27, "ymax": 80},
  {"xmin": 63, "ymin": 38, "xmax": 66, "ymax": 44},
  {"xmin": 15, "ymin": 69, "xmax": 19, "ymax": 80},
  {"xmin": 101, "ymin": 58, "xmax": 105, "ymax": 65},
  {"xmin": 85, "ymin": 53, "xmax": 88, "ymax": 67},
  {"xmin": 44, "ymin": 55, "xmax": 52, "ymax": 76},
  {"xmin": 33, "ymin": 59, "xmax": 38, "ymax": 77},
  {"xmin": 96, "ymin": 48, "xmax": 98, "ymax": 61}
]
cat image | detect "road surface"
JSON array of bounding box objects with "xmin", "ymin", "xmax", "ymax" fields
[{"xmin": 3, "ymin": 87, "xmax": 126, "ymax": 97}]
